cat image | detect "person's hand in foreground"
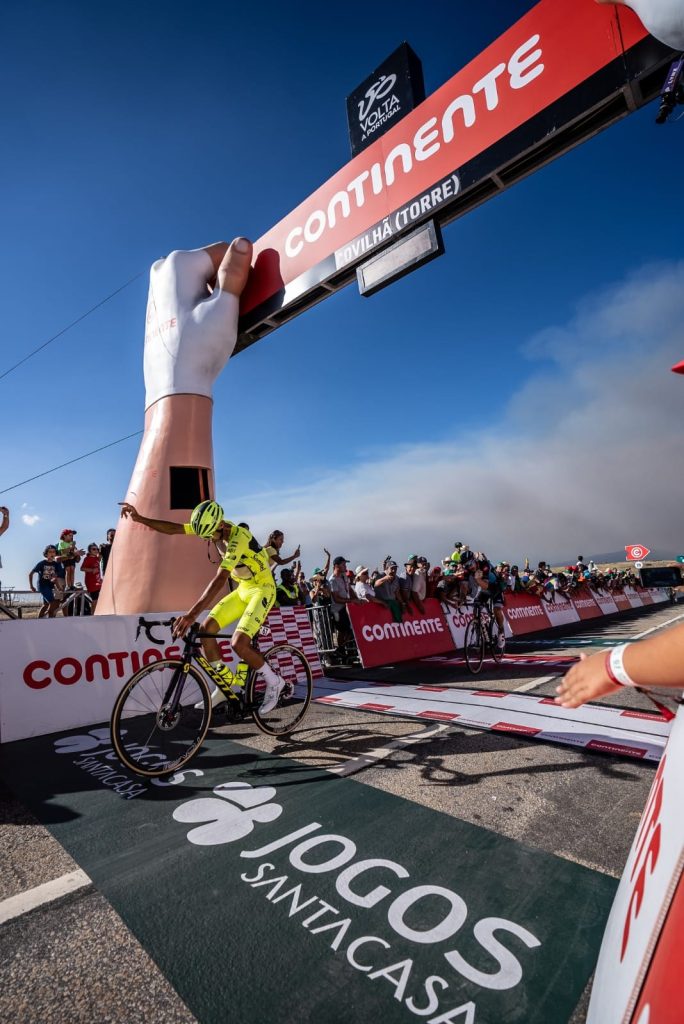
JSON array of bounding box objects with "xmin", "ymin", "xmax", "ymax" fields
[
  {"xmin": 555, "ymin": 651, "xmax": 622, "ymax": 708},
  {"xmin": 555, "ymin": 619, "xmax": 684, "ymax": 709}
]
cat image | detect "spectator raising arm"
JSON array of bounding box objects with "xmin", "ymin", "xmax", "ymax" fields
[
  {"xmin": 266, "ymin": 530, "xmax": 301, "ymax": 568},
  {"xmin": 0, "ymin": 507, "xmax": 9, "ymax": 538}
]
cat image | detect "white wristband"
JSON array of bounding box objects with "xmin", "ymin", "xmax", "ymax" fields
[{"xmin": 609, "ymin": 644, "xmax": 638, "ymax": 687}]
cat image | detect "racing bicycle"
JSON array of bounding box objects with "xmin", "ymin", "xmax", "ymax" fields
[
  {"xmin": 110, "ymin": 617, "xmax": 313, "ymax": 778},
  {"xmin": 463, "ymin": 599, "xmax": 506, "ymax": 674}
]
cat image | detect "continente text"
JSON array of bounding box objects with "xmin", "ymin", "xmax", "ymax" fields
[
  {"xmin": 361, "ymin": 618, "xmax": 445, "ymax": 643},
  {"xmin": 285, "ymin": 34, "xmax": 543, "ymax": 259}
]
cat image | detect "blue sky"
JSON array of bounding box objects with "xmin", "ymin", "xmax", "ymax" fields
[{"xmin": 2, "ymin": 0, "xmax": 684, "ymax": 589}]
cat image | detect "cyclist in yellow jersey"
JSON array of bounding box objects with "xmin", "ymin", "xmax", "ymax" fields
[{"xmin": 119, "ymin": 500, "xmax": 284, "ymax": 711}]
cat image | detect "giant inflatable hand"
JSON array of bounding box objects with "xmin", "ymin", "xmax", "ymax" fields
[
  {"xmin": 97, "ymin": 239, "xmax": 253, "ymax": 615},
  {"xmin": 596, "ymin": 0, "xmax": 684, "ymax": 50}
]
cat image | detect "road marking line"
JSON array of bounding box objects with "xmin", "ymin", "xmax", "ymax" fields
[
  {"xmin": 631, "ymin": 612, "xmax": 684, "ymax": 640},
  {"xmin": 513, "ymin": 675, "xmax": 557, "ymax": 693},
  {"xmin": 0, "ymin": 869, "xmax": 91, "ymax": 925},
  {"xmin": 328, "ymin": 722, "xmax": 450, "ymax": 777}
]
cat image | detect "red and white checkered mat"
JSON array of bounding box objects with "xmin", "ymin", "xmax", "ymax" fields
[
  {"xmin": 259, "ymin": 607, "xmax": 324, "ymax": 679},
  {"xmin": 313, "ymin": 676, "xmax": 672, "ymax": 762}
]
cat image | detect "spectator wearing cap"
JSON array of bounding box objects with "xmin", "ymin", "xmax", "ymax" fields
[
  {"xmin": 354, "ymin": 566, "xmax": 383, "ymax": 604},
  {"xmin": 276, "ymin": 567, "xmax": 300, "ymax": 608},
  {"xmin": 373, "ymin": 560, "xmax": 403, "ymax": 623},
  {"xmin": 57, "ymin": 529, "xmax": 84, "ymax": 590},
  {"xmin": 451, "ymin": 542, "xmax": 474, "ymax": 565},
  {"xmin": 310, "ymin": 566, "xmax": 332, "ymax": 608}
]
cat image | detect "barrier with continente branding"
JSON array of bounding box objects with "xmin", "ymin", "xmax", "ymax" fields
[
  {"xmin": 348, "ymin": 598, "xmax": 454, "ymax": 669},
  {"xmin": 353, "ymin": 586, "xmax": 668, "ymax": 667},
  {"xmin": 0, "ymin": 607, "xmax": 322, "ymax": 744}
]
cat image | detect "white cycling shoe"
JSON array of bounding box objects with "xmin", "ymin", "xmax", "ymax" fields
[
  {"xmin": 194, "ymin": 686, "xmax": 234, "ymax": 711},
  {"xmin": 260, "ymin": 675, "xmax": 286, "ymax": 714}
]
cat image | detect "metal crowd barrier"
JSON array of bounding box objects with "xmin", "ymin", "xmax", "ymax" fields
[{"xmin": 307, "ymin": 604, "xmax": 337, "ymax": 654}]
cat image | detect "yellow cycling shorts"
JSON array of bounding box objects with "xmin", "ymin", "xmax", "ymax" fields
[{"xmin": 208, "ymin": 575, "xmax": 276, "ymax": 639}]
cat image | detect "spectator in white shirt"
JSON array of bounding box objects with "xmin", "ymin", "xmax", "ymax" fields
[{"xmin": 354, "ymin": 566, "xmax": 384, "ymax": 604}]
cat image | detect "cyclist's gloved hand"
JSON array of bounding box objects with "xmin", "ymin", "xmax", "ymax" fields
[{"xmin": 143, "ymin": 238, "xmax": 253, "ymax": 409}]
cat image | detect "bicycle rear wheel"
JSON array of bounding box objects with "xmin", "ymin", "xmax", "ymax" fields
[
  {"xmin": 247, "ymin": 644, "xmax": 313, "ymax": 736},
  {"xmin": 110, "ymin": 659, "xmax": 211, "ymax": 777},
  {"xmin": 464, "ymin": 618, "xmax": 485, "ymax": 674}
]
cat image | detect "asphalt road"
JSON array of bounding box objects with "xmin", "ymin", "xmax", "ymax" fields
[{"xmin": 1, "ymin": 601, "xmax": 681, "ymax": 1024}]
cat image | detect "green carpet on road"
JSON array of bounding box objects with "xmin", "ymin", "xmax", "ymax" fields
[{"xmin": 1, "ymin": 724, "xmax": 617, "ymax": 1024}]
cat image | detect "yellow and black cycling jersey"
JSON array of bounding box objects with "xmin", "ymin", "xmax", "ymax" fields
[{"xmin": 183, "ymin": 521, "xmax": 272, "ymax": 584}]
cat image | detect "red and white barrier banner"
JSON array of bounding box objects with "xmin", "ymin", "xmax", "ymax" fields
[
  {"xmin": 613, "ymin": 589, "xmax": 633, "ymax": 612},
  {"xmin": 593, "ymin": 590, "xmax": 619, "ymax": 616},
  {"xmin": 441, "ymin": 588, "xmax": 668, "ymax": 655},
  {"xmin": 571, "ymin": 586, "xmax": 602, "ymax": 620},
  {"xmin": 587, "ymin": 707, "xmax": 684, "ymax": 1023},
  {"xmin": 542, "ymin": 592, "xmax": 581, "ymax": 628},
  {"xmin": 442, "ymin": 604, "xmax": 475, "ymax": 649},
  {"xmin": 625, "ymin": 587, "xmax": 644, "ymax": 609},
  {"xmin": 348, "ymin": 599, "xmax": 454, "ymax": 669},
  {"xmin": 503, "ymin": 593, "xmax": 551, "ymax": 635},
  {"xmin": 0, "ymin": 608, "xmax": 322, "ymax": 744}
]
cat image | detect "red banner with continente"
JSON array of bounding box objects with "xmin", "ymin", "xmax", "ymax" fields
[
  {"xmin": 348, "ymin": 598, "xmax": 455, "ymax": 669},
  {"xmin": 239, "ymin": 0, "xmax": 650, "ymax": 334}
]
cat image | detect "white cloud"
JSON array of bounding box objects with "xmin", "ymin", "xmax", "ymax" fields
[
  {"xmin": 228, "ymin": 262, "xmax": 684, "ymax": 570},
  {"xmin": 22, "ymin": 514, "xmax": 41, "ymax": 527}
]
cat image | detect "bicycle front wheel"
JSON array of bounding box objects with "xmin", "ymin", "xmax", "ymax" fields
[
  {"xmin": 490, "ymin": 619, "xmax": 506, "ymax": 664},
  {"xmin": 464, "ymin": 619, "xmax": 485, "ymax": 674},
  {"xmin": 247, "ymin": 644, "xmax": 313, "ymax": 736},
  {"xmin": 110, "ymin": 659, "xmax": 212, "ymax": 777}
]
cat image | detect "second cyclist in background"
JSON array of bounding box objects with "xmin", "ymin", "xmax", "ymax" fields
[
  {"xmin": 473, "ymin": 559, "xmax": 506, "ymax": 647},
  {"xmin": 118, "ymin": 500, "xmax": 285, "ymax": 712}
]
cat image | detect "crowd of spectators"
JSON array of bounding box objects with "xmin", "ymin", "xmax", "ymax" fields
[
  {"xmin": 263, "ymin": 539, "xmax": 652, "ymax": 662},
  {"xmin": 0, "ymin": 501, "xmax": 649, "ymax": 631},
  {"xmin": 25, "ymin": 527, "xmax": 116, "ymax": 617}
]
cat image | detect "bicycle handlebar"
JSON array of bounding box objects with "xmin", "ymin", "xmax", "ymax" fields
[
  {"xmin": 136, "ymin": 617, "xmax": 177, "ymax": 645},
  {"xmin": 135, "ymin": 617, "xmax": 235, "ymax": 645}
]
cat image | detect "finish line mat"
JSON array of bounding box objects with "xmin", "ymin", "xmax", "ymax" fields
[
  {"xmin": 315, "ymin": 680, "xmax": 671, "ymax": 762},
  {"xmin": 1, "ymin": 725, "xmax": 618, "ymax": 1024}
]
